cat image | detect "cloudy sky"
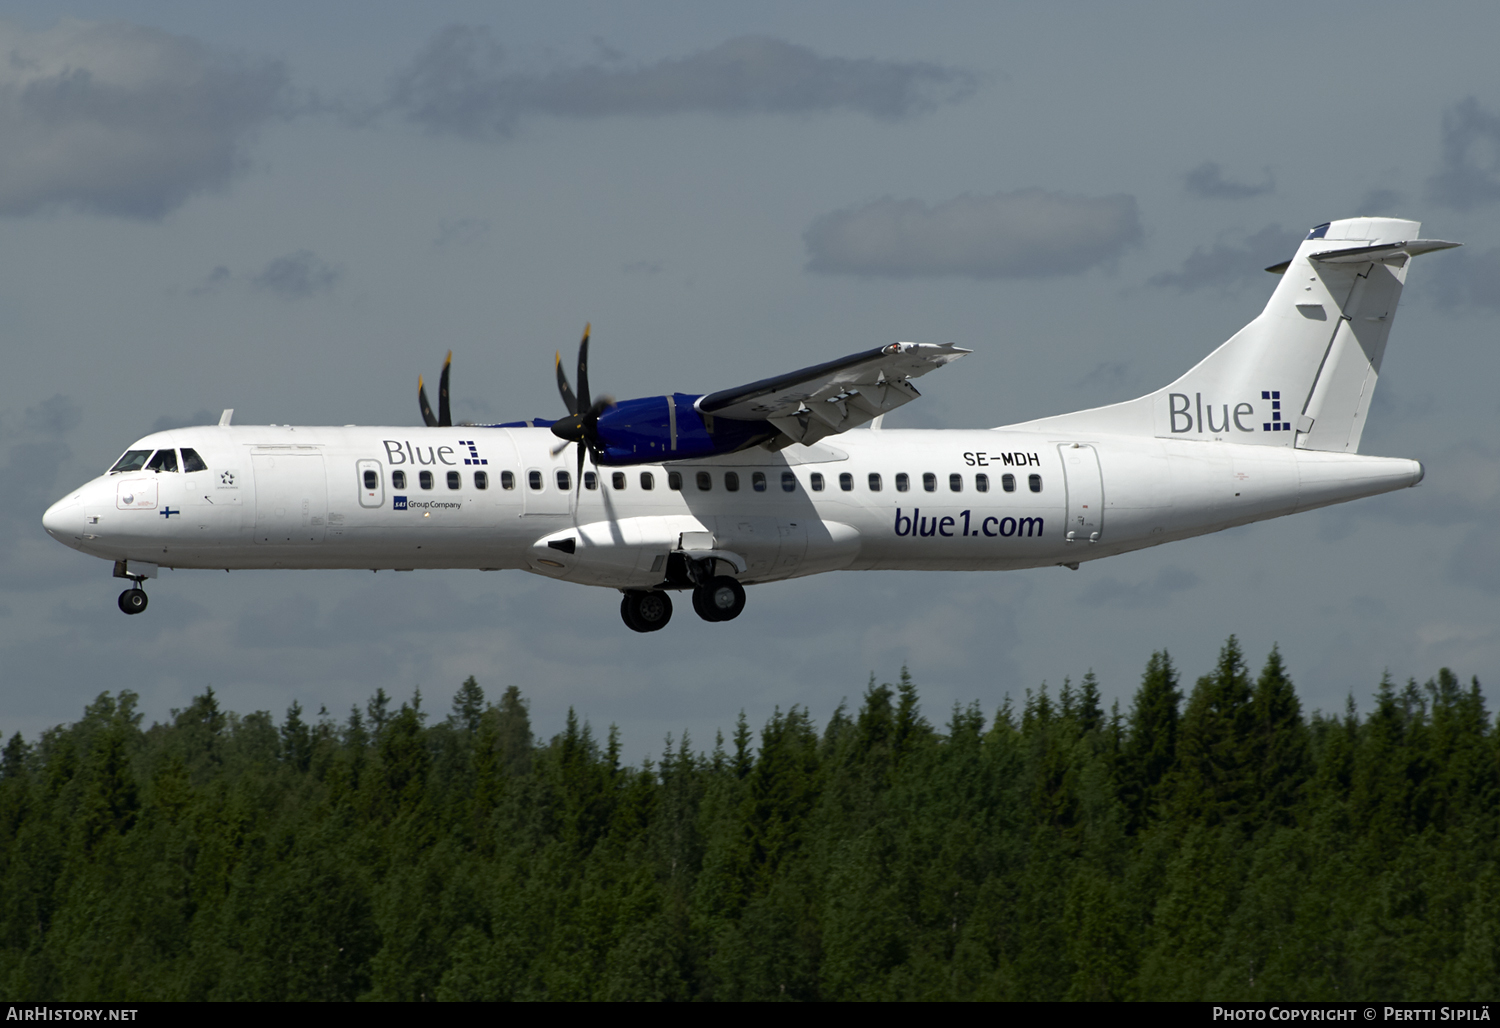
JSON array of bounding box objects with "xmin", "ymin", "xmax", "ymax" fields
[{"xmin": 4, "ymin": 1, "xmax": 1500, "ymax": 757}]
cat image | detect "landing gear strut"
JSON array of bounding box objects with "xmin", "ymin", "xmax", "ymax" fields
[
  {"xmin": 621, "ymin": 590, "xmax": 672, "ymax": 633},
  {"xmin": 112, "ymin": 559, "xmax": 150, "ymax": 615},
  {"xmin": 692, "ymin": 576, "xmax": 746, "ymax": 622}
]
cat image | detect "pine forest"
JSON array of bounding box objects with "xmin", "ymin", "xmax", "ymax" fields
[{"xmin": 2, "ymin": 637, "xmax": 1497, "ymax": 1001}]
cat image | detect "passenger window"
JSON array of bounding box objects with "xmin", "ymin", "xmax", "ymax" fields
[
  {"xmin": 146, "ymin": 449, "xmax": 179, "ymax": 473},
  {"xmin": 839, "ymin": 473, "xmax": 853, "ymax": 491},
  {"xmin": 668, "ymin": 471, "xmax": 683, "ymax": 491},
  {"xmin": 584, "ymin": 471, "xmax": 598, "ymax": 490},
  {"xmin": 923, "ymin": 472, "xmax": 936, "ymax": 493},
  {"xmin": 640, "ymin": 472, "xmax": 654, "ymax": 490},
  {"xmin": 696, "ymin": 471, "xmax": 712, "ymax": 491},
  {"xmin": 501, "ymin": 470, "xmax": 515, "ymax": 490},
  {"xmin": 181, "ymin": 448, "xmax": 208, "ymax": 473},
  {"xmin": 725, "ymin": 472, "xmax": 740, "ymax": 492},
  {"xmin": 419, "ymin": 470, "xmax": 434, "ymax": 490},
  {"xmin": 976, "ymin": 473, "xmax": 989, "ymax": 493},
  {"xmin": 393, "ymin": 470, "xmax": 407, "ymax": 489},
  {"xmin": 950, "ymin": 473, "xmax": 963, "ymax": 493},
  {"xmin": 781, "ymin": 471, "xmax": 796, "ymax": 492},
  {"xmin": 556, "ymin": 470, "xmax": 571, "ymax": 491},
  {"xmin": 447, "ymin": 470, "xmax": 461, "ymax": 490},
  {"xmin": 1002, "ymin": 473, "xmax": 1016, "ymax": 493},
  {"xmin": 528, "ymin": 470, "xmax": 542, "ymax": 490},
  {"xmin": 811, "ymin": 473, "xmax": 824, "ymax": 492},
  {"xmin": 363, "ymin": 470, "xmax": 379, "ymax": 490},
  {"xmin": 895, "ymin": 473, "xmax": 909, "ymax": 492},
  {"xmin": 612, "ymin": 472, "xmax": 626, "ymax": 490},
  {"xmin": 1029, "ymin": 474, "xmax": 1043, "ymax": 493},
  {"xmin": 752, "ymin": 472, "xmax": 766, "ymax": 492},
  {"xmin": 110, "ymin": 449, "xmax": 153, "ymax": 474},
  {"xmin": 868, "ymin": 473, "xmax": 881, "ymax": 492},
  {"xmin": 474, "ymin": 471, "xmax": 488, "ymax": 490}
]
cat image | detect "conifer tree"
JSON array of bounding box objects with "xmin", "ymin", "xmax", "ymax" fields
[
  {"xmin": 1170, "ymin": 637, "xmax": 1256, "ymax": 827},
  {"xmin": 1119, "ymin": 651, "xmax": 1181, "ymax": 833},
  {"xmin": 1249, "ymin": 646, "xmax": 1310, "ymax": 826}
]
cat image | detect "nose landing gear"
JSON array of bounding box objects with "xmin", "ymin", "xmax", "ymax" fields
[{"xmin": 112, "ymin": 559, "xmax": 153, "ymax": 615}]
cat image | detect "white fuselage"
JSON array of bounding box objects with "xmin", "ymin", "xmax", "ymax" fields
[{"xmin": 42, "ymin": 423, "xmax": 1423, "ymax": 589}]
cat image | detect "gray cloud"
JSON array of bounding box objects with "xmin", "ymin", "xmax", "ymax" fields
[
  {"xmin": 1183, "ymin": 161, "xmax": 1274, "ymax": 200},
  {"xmin": 0, "ymin": 19, "xmax": 289, "ymax": 219},
  {"xmin": 1355, "ymin": 187, "xmax": 1404, "ymax": 215},
  {"xmin": 1079, "ymin": 565, "xmax": 1201, "ymax": 608},
  {"xmin": 251, "ymin": 251, "xmax": 342, "ymax": 300},
  {"xmin": 1427, "ymin": 96, "xmax": 1500, "ymax": 210},
  {"xmin": 803, "ymin": 188, "xmax": 1142, "ymax": 280},
  {"xmin": 1149, "ymin": 223, "xmax": 1301, "ymax": 293},
  {"xmin": 1428, "ymin": 246, "xmax": 1500, "ymax": 312},
  {"xmin": 0, "ymin": 395, "xmax": 85, "ymax": 590},
  {"xmin": 389, "ymin": 27, "xmax": 976, "ymax": 139},
  {"xmin": 149, "ymin": 409, "xmax": 218, "ymax": 433},
  {"xmin": 433, "ymin": 217, "xmax": 491, "ymax": 249}
]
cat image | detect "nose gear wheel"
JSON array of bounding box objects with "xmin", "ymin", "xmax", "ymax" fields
[{"xmin": 118, "ymin": 588, "xmax": 148, "ymax": 615}]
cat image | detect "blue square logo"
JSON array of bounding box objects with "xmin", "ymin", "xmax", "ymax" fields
[{"xmin": 393, "ymin": 495, "xmax": 407, "ymax": 510}]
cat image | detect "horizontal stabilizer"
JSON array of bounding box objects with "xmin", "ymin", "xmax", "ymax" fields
[{"xmin": 1310, "ymin": 239, "xmax": 1461, "ymax": 264}]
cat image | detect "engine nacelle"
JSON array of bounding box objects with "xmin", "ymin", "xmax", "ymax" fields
[{"xmin": 592, "ymin": 393, "xmax": 776, "ymax": 465}]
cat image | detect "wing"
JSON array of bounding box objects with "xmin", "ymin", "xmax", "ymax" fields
[{"xmin": 696, "ymin": 341, "xmax": 970, "ymax": 446}]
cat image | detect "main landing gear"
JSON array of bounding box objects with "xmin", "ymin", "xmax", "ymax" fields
[
  {"xmin": 618, "ymin": 576, "xmax": 748, "ymax": 632},
  {"xmin": 692, "ymin": 576, "xmax": 746, "ymax": 623},
  {"xmin": 619, "ymin": 554, "xmax": 750, "ymax": 632},
  {"xmin": 621, "ymin": 590, "xmax": 673, "ymax": 633}
]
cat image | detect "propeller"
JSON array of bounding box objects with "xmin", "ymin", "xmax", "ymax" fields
[
  {"xmin": 418, "ymin": 351, "xmax": 453, "ymax": 427},
  {"xmin": 550, "ymin": 324, "xmax": 613, "ymax": 487}
]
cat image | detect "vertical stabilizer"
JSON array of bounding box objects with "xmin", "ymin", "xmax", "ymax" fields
[{"xmin": 1011, "ymin": 217, "xmax": 1459, "ymax": 452}]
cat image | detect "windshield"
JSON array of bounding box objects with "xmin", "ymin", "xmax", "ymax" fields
[
  {"xmin": 146, "ymin": 449, "xmax": 179, "ymax": 473},
  {"xmin": 110, "ymin": 449, "xmax": 153, "ymax": 474}
]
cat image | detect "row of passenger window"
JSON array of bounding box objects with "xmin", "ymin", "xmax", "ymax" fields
[{"xmin": 371, "ymin": 467, "xmax": 1042, "ymax": 495}]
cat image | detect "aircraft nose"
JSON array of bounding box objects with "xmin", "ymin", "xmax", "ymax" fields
[{"xmin": 42, "ymin": 494, "xmax": 79, "ymax": 539}]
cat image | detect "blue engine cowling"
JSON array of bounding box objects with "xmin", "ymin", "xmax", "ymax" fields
[{"xmin": 592, "ymin": 393, "xmax": 777, "ymax": 465}]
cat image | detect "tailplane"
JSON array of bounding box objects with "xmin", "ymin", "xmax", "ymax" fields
[{"xmin": 1014, "ymin": 217, "xmax": 1459, "ymax": 452}]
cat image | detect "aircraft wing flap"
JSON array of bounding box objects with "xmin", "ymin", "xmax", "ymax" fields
[{"xmin": 698, "ymin": 341, "xmax": 969, "ymax": 443}]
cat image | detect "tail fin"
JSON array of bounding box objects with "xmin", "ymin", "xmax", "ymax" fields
[{"xmin": 1015, "ymin": 217, "xmax": 1459, "ymax": 452}]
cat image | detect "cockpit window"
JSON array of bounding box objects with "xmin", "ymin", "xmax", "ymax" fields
[
  {"xmin": 181, "ymin": 448, "xmax": 208, "ymax": 472},
  {"xmin": 110, "ymin": 450, "xmax": 153, "ymax": 474},
  {"xmin": 146, "ymin": 449, "xmax": 179, "ymax": 473}
]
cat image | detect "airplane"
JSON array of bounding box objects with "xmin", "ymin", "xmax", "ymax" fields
[{"xmin": 42, "ymin": 216, "xmax": 1459, "ymax": 632}]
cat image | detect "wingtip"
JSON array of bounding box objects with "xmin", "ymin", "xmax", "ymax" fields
[{"xmin": 443, "ymin": 350, "xmax": 452, "ymax": 366}]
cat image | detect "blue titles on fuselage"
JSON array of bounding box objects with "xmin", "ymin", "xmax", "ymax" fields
[{"xmin": 893, "ymin": 508, "xmax": 1042, "ymax": 538}]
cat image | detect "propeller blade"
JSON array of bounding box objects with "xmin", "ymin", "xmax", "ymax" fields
[
  {"xmin": 418, "ymin": 374, "xmax": 438, "ymax": 427},
  {"xmin": 438, "ymin": 350, "xmax": 452, "ymax": 428},
  {"xmin": 555, "ymin": 352, "xmax": 579, "ymax": 416},
  {"xmin": 576, "ymin": 323, "xmax": 592, "ymax": 413}
]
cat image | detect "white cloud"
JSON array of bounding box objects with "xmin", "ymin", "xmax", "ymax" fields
[
  {"xmin": 0, "ymin": 19, "xmax": 288, "ymax": 218},
  {"xmin": 803, "ymin": 188, "xmax": 1142, "ymax": 280}
]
